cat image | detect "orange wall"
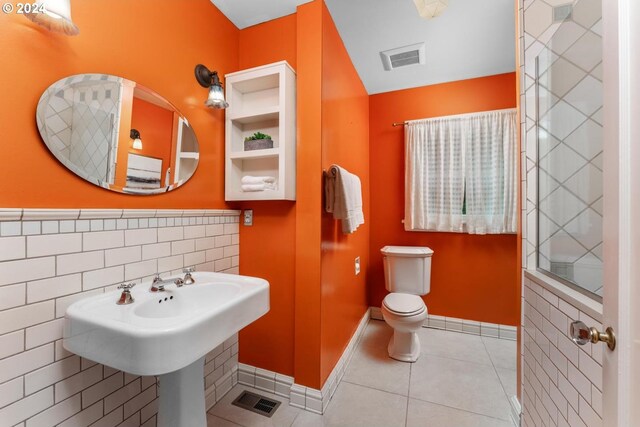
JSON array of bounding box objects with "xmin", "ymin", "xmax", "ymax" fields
[
  {"xmin": 294, "ymin": 0, "xmax": 324, "ymax": 389},
  {"xmin": 0, "ymin": 0, "xmax": 237, "ymax": 208},
  {"xmin": 239, "ymin": 13, "xmax": 297, "ymax": 70},
  {"xmin": 237, "ymin": 15, "xmax": 298, "ymax": 377},
  {"xmin": 239, "ymin": 3, "xmax": 371, "ymax": 389},
  {"xmin": 369, "ymin": 73, "xmax": 519, "ymax": 326},
  {"xmin": 130, "ymin": 97, "xmax": 175, "ymax": 184},
  {"xmin": 319, "ymin": 3, "xmax": 369, "ymax": 385}
]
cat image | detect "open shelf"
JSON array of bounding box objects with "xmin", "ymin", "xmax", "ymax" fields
[
  {"xmin": 228, "ymin": 106, "xmax": 279, "ymax": 125},
  {"xmin": 229, "ymin": 148, "xmax": 280, "ymax": 160},
  {"xmin": 224, "ymin": 61, "xmax": 296, "ymax": 201}
]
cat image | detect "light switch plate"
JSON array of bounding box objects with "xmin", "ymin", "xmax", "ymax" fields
[
  {"xmin": 243, "ymin": 210, "xmax": 253, "ymax": 226},
  {"xmin": 355, "ymin": 257, "xmax": 361, "ymax": 275}
]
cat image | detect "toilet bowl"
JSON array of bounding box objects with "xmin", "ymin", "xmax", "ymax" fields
[
  {"xmin": 380, "ymin": 246, "xmax": 433, "ymax": 362},
  {"xmin": 381, "ymin": 292, "xmax": 428, "ymax": 362}
]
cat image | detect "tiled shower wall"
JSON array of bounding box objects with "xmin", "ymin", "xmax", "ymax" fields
[
  {"xmin": 519, "ymin": 0, "xmax": 604, "ymax": 425},
  {"xmin": 0, "ymin": 209, "xmax": 240, "ymax": 427}
]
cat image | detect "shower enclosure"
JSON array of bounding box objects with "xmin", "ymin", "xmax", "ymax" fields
[{"xmin": 535, "ymin": 0, "xmax": 603, "ymax": 297}]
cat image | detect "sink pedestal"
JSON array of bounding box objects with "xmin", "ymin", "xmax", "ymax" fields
[{"xmin": 158, "ymin": 356, "xmax": 206, "ymax": 427}]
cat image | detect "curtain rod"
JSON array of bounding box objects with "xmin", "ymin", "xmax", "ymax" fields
[{"xmin": 391, "ymin": 108, "xmax": 517, "ymax": 127}]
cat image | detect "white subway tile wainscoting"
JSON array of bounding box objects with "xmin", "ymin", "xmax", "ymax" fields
[
  {"xmin": 521, "ymin": 273, "xmax": 603, "ymax": 427},
  {"xmin": 0, "ymin": 209, "xmax": 241, "ymax": 427}
]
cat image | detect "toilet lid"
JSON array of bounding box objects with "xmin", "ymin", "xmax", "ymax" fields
[{"xmin": 383, "ymin": 293, "xmax": 425, "ymax": 315}]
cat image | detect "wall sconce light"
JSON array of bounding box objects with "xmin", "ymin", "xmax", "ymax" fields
[
  {"xmin": 24, "ymin": 0, "xmax": 80, "ymax": 36},
  {"xmin": 413, "ymin": 0, "xmax": 449, "ymax": 19},
  {"xmin": 194, "ymin": 64, "xmax": 229, "ymax": 109},
  {"xmin": 130, "ymin": 129, "xmax": 143, "ymax": 150}
]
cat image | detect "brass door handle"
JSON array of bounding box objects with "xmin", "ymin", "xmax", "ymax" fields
[{"xmin": 570, "ymin": 320, "xmax": 616, "ymax": 351}]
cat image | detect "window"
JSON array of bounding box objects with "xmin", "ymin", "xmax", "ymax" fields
[{"xmin": 404, "ymin": 109, "xmax": 518, "ymax": 235}]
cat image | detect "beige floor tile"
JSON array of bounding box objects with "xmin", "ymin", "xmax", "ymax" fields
[
  {"xmin": 355, "ymin": 320, "xmax": 393, "ymax": 349},
  {"xmin": 342, "ymin": 341, "xmax": 411, "ymax": 396},
  {"xmin": 417, "ymin": 328, "xmax": 493, "ymax": 365},
  {"xmin": 482, "ymin": 336, "xmax": 517, "ymax": 370},
  {"xmin": 406, "ymin": 399, "xmax": 512, "ymax": 427},
  {"xmin": 321, "ymin": 382, "xmax": 407, "ymax": 427},
  {"xmin": 290, "ymin": 410, "xmax": 327, "ymax": 427},
  {"xmin": 496, "ymin": 368, "xmax": 517, "ymax": 398},
  {"xmin": 208, "ymin": 385, "xmax": 301, "ymax": 427},
  {"xmin": 207, "ymin": 413, "xmax": 244, "ymax": 426},
  {"xmin": 409, "ymin": 354, "xmax": 511, "ymax": 420},
  {"xmin": 207, "ymin": 325, "xmax": 518, "ymax": 427}
]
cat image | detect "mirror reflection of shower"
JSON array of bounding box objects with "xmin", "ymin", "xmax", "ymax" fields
[{"xmin": 36, "ymin": 74, "xmax": 200, "ymax": 195}]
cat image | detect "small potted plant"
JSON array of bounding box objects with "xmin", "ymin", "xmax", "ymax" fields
[{"xmin": 244, "ymin": 132, "xmax": 274, "ymax": 151}]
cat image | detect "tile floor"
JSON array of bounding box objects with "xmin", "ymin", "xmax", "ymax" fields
[{"xmin": 207, "ymin": 320, "xmax": 516, "ymax": 427}]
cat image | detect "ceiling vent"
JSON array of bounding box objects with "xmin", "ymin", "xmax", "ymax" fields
[
  {"xmin": 553, "ymin": 4, "xmax": 573, "ymax": 22},
  {"xmin": 380, "ymin": 43, "xmax": 426, "ymax": 71}
]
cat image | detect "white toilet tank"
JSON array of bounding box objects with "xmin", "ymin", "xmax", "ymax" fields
[{"xmin": 381, "ymin": 246, "xmax": 433, "ymax": 295}]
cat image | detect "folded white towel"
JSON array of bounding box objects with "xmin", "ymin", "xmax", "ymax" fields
[
  {"xmin": 241, "ymin": 182, "xmax": 277, "ymax": 192},
  {"xmin": 241, "ymin": 175, "xmax": 276, "ymax": 185},
  {"xmin": 324, "ymin": 165, "xmax": 364, "ymax": 234}
]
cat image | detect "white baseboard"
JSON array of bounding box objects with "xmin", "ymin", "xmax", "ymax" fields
[
  {"xmin": 509, "ymin": 395, "xmax": 522, "ymax": 426},
  {"xmin": 238, "ymin": 308, "xmax": 371, "ymax": 414},
  {"xmin": 369, "ymin": 306, "xmax": 518, "ymax": 341}
]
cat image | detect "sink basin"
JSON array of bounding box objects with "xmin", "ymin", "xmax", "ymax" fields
[
  {"xmin": 64, "ymin": 271, "xmax": 269, "ymax": 376},
  {"xmin": 63, "ymin": 271, "xmax": 269, "ymax": 427}
]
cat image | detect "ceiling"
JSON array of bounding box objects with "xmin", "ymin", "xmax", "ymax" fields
[
  {"xmin": 210, "ymin": 0, "xmax": 516, "ymax": 94},
  {"xmin": 210, "ymin": 0, "xmax": 312, "ymax": 29}
]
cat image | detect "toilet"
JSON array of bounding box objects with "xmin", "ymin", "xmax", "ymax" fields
[{"xmin": 380, "ymin": 246, "xmax": 433, "ymax": 362}]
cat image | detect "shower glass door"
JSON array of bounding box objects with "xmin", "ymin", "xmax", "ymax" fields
[{"xmin": 536, "ymin": 0, "xmax": 603, "ymax": 298}]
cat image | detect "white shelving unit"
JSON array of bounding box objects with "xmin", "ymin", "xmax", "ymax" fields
[{"xmin": 224, "ymin": 61, "xmax": 296, "ymax": 201}]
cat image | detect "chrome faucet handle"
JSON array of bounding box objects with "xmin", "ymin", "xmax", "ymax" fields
[
  {"xmin": 151, "ymin": 274, "xmax": 165, "ymax": 292},
  {"xmin": 183, "ymin": 267, "xmax": 195, "ymax": 285},
  {"xmin": 116, "ymin": 283, "xmax": 136, "ymax": 305}
]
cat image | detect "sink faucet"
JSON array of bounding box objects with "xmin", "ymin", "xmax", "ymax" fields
[
  {"xmin": 183, "ymin": 267, "xmax": 196, "ymax": 285},
  {"xmin": 150, "ymin": 274, "xmax": 184, "ymax": 292},
  {"xmin": 116, "ymin": 283, "xmax": 136, "ymax": 305}
]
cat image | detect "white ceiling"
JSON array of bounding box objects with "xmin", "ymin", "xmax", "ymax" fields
[
  {"xmin": 209, "ymin": 0, "xmax": 515, "ymax": 94},
  {"xmin": 210, "ymin": 0, "xmax": 312, "ymax": 29},
  {"xmin": 324, "ymin": 0, "xmax": 516, "ymax": 94}
]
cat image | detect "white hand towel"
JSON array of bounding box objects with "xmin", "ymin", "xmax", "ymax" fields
[
  {"xmin": 241, "ymin": 182, "xmax": 277, "ymax": 192},
  {"xmin": 324, "ymin": 165, "xmax": 364, "ymax": 234},
  {"xmin": 241, "ymin": 175, "xmax": 276, "ymax": 185}
]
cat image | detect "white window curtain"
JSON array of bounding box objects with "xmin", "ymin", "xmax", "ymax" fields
[{"xmin": 404, "ymin": 108, "xmax": 518, "ymax": 234}]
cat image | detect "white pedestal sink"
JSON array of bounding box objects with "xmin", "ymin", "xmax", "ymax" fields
[{"xmin": 63, "ymin": 272, "xmax": 269, "ymax": 427}]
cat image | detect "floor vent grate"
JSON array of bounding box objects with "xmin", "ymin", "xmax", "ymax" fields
[{"xmin": 231, "ymin": 390, "xmax": 281, "ymax": 418}]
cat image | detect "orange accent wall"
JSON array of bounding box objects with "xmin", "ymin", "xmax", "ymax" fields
[
  {"xmin": 236, "ymin": 16, "xmax": 298, "ymax": 377},
  {"xmin": 0, "ymin": 0, "xmax": 237, "ymax": 208},
  {"xmin": 130, "ymin": 97, "xmax": 174, "ymax": 184},
  {"xmin": 294, "ymin": 0, "xmax": 324, "ymax": 389},
  {"xmin": 239, "ymin": 13, "xmax": 297, "ymax": 70},
  {"xmin": 238, "ymin": 3, "xmax": 371, "ymax": 389},
  {"xmin": 319, "ymin": 2, "xmax": 369, "ymax": 385},
  {"xmin": 369, "ymin": 73, "xmax": 519, "ymax": 326}
]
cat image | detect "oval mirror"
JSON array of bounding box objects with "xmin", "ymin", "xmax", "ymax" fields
[{"xmin": 36, "ymin": 74, "xmax": 199, "ymax": 195}]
